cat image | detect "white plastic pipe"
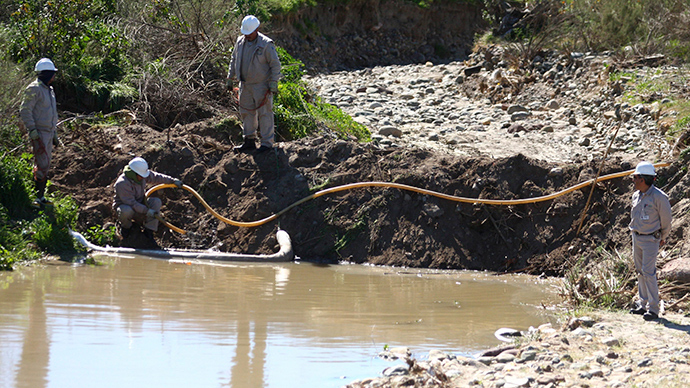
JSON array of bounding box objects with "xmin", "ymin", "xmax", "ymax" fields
[{"xmin": 70, "ymin": 229, "xmax": 294, "ymax": 262}]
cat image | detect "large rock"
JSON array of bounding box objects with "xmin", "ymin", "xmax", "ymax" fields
[
  {"xmin": 660, "ymin": 258, "xmax": 690, "ymax": 283},
  {"xmin": 379, "ymin": 125, "xmax": 403, "ymax": 137}
]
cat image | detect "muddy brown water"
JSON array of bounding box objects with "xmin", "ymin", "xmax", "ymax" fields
[{"xmin": 0, "ymin": 257, "xmax": 560, "ymax": 388}]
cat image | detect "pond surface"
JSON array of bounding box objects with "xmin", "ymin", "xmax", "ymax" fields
[{"xmin": 0, "ymin": 256, "xmax": 560, "ymax": 388}]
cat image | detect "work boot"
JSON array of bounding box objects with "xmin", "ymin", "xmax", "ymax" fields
[
  {"xmin": 256, "ymin": 145, "xmax": 273, "ymax": 154},
  {"xmin": 234, "ymin": 140, "xmax": 256, "ymax": 153},
  {"xmin": 31, "ymin": 197, "xmax": 53, "ymax": 209},
  {"xmin": 120, "ymin": 226, "xmax": 131, "ymax": 239},
  {"xmin": 35, "ymin": 179, "xmax": 47, "ymax": 199},
  {"xmin": 643, "ymin": 311, "xmax": 659, "ymax": 321},
  {"xmin": 143, "ymin": 228, "xmax": 155, "ymax": 241},
  {"xmin": 630, "ymin": 306, "xmax": 646, "ymax": 315}
]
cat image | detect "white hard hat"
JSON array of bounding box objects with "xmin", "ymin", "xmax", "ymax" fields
[
  {"xmin": 241, "ymin": 15, "xmax": 260, "ymax": 35},
  {"xmin": 634, "ymin": 161, "xmax": 656, "ymax": 176},
  {"xmin": 129, "ymin": 157, "xmax": 150, "ymax": 178},
  {"xmin": 35, "ymin": 58, "xmax": 58, "ymax": 72}
]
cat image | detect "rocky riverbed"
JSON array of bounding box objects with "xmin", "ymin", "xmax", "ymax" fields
[
  {"xmin": 345, "ymin": 310, "xmax": 690, "ymax": 388},
  {"xmin": 306, "ymin": 49, "xmax": 678, "ymax": 164},
  {"xmin": 302, "ymin": 50, "xmax": 690, "ymax": 388}
]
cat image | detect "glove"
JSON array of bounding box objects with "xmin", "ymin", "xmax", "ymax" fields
[
  {"xmin": 146, "ymin": 208, "xmax": 159, "ymax": 221},
  {"xmin": 52, "ymin": 132, "xmax": 60, "ymax": 148},
  {"xmin": 269, "ymin": 81, "xmax": 278, "ymax": 93},
  {"xmin": 173, "ymin": 179, "xmax": 183, "ymax": 188},
  {"xmin": 29, "ymin": 128, "xmax": 40, "ymax": 140},
  {"xmin": 226, "ymin": 78, "xmax": 234, "ymax": 89}
]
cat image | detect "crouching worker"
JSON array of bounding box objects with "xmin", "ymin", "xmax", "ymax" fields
[{"xmin": 113, "ymin": 157, "xmax": 182, "ymax": 242}]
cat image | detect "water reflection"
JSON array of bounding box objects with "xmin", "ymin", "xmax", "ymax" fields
[{"xmin": 0, "ymin": 259, "xmax": 559, "ymax": 388}]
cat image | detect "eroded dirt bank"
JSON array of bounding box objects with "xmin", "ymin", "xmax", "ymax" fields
[{"xmin": 51, "ymin": 121, "xmax": 688, "ymax": 276}]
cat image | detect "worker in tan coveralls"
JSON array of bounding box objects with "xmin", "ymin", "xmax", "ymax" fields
[
  {"xmin": 113, "ymin": 157, "xmax": 182, "ymax": 242},
  {"xmin": 628, "ymin": 161, "xmax": 673, "ymax": 321},
  {"xmin": 20, "ymin": 58, "xmax": 60, "ymax": 208},
  {"xmin": 227, "ymin": 15, "xmax": 281, "ymax": 154}
]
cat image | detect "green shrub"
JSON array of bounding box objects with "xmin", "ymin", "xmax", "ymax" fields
[
  {"xmin": 276, "ymin": 46, "xmax": 304, "ymax": 83},
  {"xmin": 29, "ymin": 194, "xmax": 79, "ymax": 254},
  {"xmin": 6, "ymin": 0, "xmax": 131, "ymax": 112},
  {"xmin": 7, "ymin": 0, "xmax": 121, "ymax": 64},
  {"xmin": 0, "ymin": 152, "xmax": 80, "ymax": 268},
  {"xmin": 273, "ymin": 46, "xmax": 369, "ymax": 141},
  {"xmin": 83, "ymin": 224, "xmax": 119, "ymax": 247},
  {"xmin": 233, "ymin": 0, "xmax": 274, "ymax": 21},
  {"xmin": 308, "ymin": 99, "xmax": 370, "ymax": 141},
  {"xmin": 0, "ymin": 206, "xmax": 42, "ymax": 270},
  {"xmin": 274, "ymin": 82, "xmax": 316, "ymax": 139},
  {"xmin": 668, "ymin": 39, "xmax": 690, "ymax": 62},
  {"xmin": 0, "ymin": 152, "xmax": 33, "ymax": 219},
  {"xmin": 561, "ymin": 0, "xmax": 690, "ymax": 56}
]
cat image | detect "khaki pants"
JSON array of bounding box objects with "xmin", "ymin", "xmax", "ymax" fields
[
  {"xmin": 632, "ymin": 232, "xmax": 661, "ymax": 314},
  {"xmin": 32, "ymin": 129, "xmax": 54, "ymax": 182},
  {"xmin": 116, "ymin": 197, "xmax": 162, "ymax": 231},
  {"xmin": 239, "ymin": 82, "xmax": 275, "ymax": 147}
]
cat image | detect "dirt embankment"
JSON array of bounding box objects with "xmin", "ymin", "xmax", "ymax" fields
[{"xmin": 51, "ymin": 117, "xmax": 689, "ymax": 276}]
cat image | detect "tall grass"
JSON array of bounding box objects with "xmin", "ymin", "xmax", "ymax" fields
[
  {"xmin": 559, "ymin": 246, "xmax": 637, "ymax": 310},
  {"xmin": 29, "ymin": 195, "xmax": 79, "ymax": 254},
  {"xmin": 562, "ymin": 0, "xmax": 690, "ymax": 59}
]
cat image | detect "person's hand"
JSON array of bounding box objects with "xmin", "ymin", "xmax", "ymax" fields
[
  {"xmin": 269, "ymin": 81, "xmax": 278, "ymax": 94},
  {"xmin": 52, "ymin": 132, "xmax": 60, "ymax": 148},
  {"xmin": 29, "ymin": 129, "xmax": 40, "ymax": 140},
  {"xmin": 173, "ymin": 179, "xmax": 183, "ymax": 188},
  {"xmin": 146, "ymin": 208, "xmax": 159, "ymax": 221}
]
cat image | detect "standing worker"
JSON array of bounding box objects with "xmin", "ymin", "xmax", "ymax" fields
[
  {"xmin": 20, "ymin": 58, "xmax": 60, "ymax": 208},
  {"xmin": 628, "ymin": 161, "xmax": 672, "ymax": 321},
  {"xmin": 227, "ymin": 15, "xmax": 281, "ymax": 154},
  {"xmin": 113, "ymin": 157, "xmax": 183, "ymax": 243}
]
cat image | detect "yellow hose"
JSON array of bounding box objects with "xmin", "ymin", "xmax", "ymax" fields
[{"xmin": 146, "ymin": 162, "xmax": 670, "ymax": 232}]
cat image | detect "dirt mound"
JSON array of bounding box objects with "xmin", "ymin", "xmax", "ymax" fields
[{"xmin": 49, "ymin": 119, "xmax": 690, "ymax": 275}]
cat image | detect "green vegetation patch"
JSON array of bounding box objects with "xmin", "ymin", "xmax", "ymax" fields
[
  {"xmin": 0, "ymin": 152, "xmax": 82, "ymax": 269},
  {"xmin": 274, "ymin": 47, "xmax": 370, "ymax": 141}
]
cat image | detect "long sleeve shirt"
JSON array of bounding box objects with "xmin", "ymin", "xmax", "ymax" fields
[
  {"xmin": 113, "ymin": 170, "xmax": 175, "ymax": 213},
  {"xmin": 228, "ymin": 32, "xmax": 281, "ymax": 85},
  {"xmin": 20, "ymin": 79, "xmax": 58, "ymax": 133},
  {"xmin": 629, "ymin": 185, "xmax": 673, "ymax": 240}
]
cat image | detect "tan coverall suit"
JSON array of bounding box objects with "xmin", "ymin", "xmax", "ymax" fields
[
  {"xmin": 20, "ymin": 79, "xmax": 58, "ymax": 195},
  {"xmin": 228, "ymin": 32, "xmax": 281, "ymax": 147},
  {"xmin": 629, "ymin": 185, "xmax": 672, "ymax": 315},
  {"xmin": 113, "ymin": 169, "xmax": 176, "ymax": 232}
]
